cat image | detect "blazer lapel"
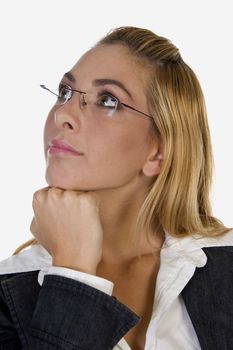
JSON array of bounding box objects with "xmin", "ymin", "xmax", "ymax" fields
[{"xmin": 182, "ymin": 247, "xmax": 233, "ymax": 349}]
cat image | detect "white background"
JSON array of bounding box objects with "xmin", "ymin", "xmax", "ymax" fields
[{"xmin": 0, "ymin": 0, "xmax": 232, "ymax": 260}]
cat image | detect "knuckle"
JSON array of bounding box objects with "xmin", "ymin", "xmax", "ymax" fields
[
  {"xmin": 78, "ymin": 193, "xmax": 96, "ymax": 207},
  {"xmin": 49, "ymin": 187, "xmax": 63, "ymax": 198},
  {"xmin": 32, "ymin": 190, "xmax": 42, "ymax": 204},
  {"xmin": 32, "ymin": 186, "xmax": 49, "ymax": 201}
]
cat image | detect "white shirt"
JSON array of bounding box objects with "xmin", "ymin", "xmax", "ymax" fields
[{"xmin": 1, "ymin": 229, "xmax": 233, "ymax": 350}]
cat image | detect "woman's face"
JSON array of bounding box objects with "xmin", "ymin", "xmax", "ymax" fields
[{"xmin": 44, "ymin": 44, "xmax": 156, "ymax": 191}]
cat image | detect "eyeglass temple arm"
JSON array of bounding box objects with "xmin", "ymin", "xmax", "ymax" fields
[
  {"xmin": 121, "ymin": 102, "xmax": 153, "ymax": 120},
  {"xmin": 40, "ymin": 84, "xmax": 59, "ymax": 97}
]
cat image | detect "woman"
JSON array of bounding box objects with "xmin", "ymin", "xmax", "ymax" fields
[{"xmin": 0, "ymin": 26, "xmax": 232, "ymax": 350}]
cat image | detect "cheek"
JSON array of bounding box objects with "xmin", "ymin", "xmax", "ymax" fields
[{"xmin": 87, "ymin": 119, "xmax": 150, "ymax": 168}]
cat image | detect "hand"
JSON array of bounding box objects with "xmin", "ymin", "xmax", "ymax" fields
[{"xmin": 30, "ymin": 186, "xmax": 103, "ymax": 275}]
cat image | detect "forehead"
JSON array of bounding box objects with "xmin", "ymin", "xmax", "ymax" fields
[{"xmin": 69, "ymin": 44, "xmax": 150, "ymax": 97}]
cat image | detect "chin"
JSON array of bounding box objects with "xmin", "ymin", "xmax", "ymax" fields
[
  {"xmin": 45, "ymin": 174, "xmax": 92, "ymax": 191},
  {"xmin": 46, "ymin": 175, "xmax": 76, "ymax": 190}
]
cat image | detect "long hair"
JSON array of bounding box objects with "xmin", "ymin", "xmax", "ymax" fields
[
  {"xmin": 14, "ymin": 26, "xmax": 230, "ymax": 255},
  {"xmin": 96, "ymin": 26, "xmax": 230, "ymax": 240}
]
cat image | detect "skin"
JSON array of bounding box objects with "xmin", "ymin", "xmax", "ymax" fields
[{"xmin": 30, "ymin": 44, "xmax": 165, "ymax": 274}]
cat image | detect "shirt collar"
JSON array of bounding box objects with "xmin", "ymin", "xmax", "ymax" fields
[
  {"xmin": 0, "ymin": 229, "xmax": 232, "ymax": 274},
  {"xmin": 163, "ymin": 231, "xmax": 207, "ymax": 268},
  {"xmin": 0, "ymin": 244, "xmax": 51, "ymax": 274}
]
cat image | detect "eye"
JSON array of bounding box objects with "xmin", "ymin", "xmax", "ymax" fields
[
  {"xmin": 97, "ymin": 93, "xmax": 119, "ymax": 110},
  {"xmin": 58, "ymin": 84, "xmax": 72, "ymax": 103}
]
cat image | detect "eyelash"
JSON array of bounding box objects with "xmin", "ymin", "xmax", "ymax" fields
[
  {"xmin": 58, "ymin": 83, "xmax": 69, "ymax": 94},
  {"xmin": 96, "ymin": 89, "xmax": 123, "ymax": 110}
]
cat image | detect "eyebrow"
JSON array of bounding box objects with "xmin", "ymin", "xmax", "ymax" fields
[
  {"xmin": 64, "ymin": 72, "xmax": 76, "ymax": 82},
  {"xmin": 92, "ymin": 79, "xmax": 133, "ymax": 100},
  {"xmin": 63, "ymin": 72, "xmax": 133, "ymax": 100}
]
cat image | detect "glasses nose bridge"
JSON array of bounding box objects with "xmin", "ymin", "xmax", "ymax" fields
[
  {"xmin": 77, "ymin": 91, "xmax": 97, "ymax": 116},
  {"xmin": 69, "ymin": 90, "xmax": 90, "ymax": 111}
]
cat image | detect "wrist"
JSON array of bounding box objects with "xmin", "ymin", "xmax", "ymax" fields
[{"xmin": 52, "ymin": 257, "xmax": 97, "ymax": 276}]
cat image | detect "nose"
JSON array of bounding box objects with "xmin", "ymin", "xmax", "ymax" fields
[{"xmin": 54, "ymin": 103, "xmax": 81, "ymax": 132}]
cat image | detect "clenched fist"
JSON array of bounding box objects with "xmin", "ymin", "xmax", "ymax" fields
[{"xmin": 30, "ymin": 187, "xmax": 103, "ymax": 275}]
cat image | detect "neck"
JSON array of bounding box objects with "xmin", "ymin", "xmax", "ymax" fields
[{"xmin": 96, "ymin": 184, "xmax": 164, "ymax": 265}]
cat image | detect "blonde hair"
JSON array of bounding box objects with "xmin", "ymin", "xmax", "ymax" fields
[
  {"xmin": 14, "ymin": 26, "xmax": 230, "ymax": 255},
  {"xmin": 96, "ymin": 26, "xmax": 230, "ymax": 240}
]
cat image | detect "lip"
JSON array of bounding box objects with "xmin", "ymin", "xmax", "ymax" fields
[{"xmin": 48, "ymin": 139, "xmax": 83, "ymax": 156}]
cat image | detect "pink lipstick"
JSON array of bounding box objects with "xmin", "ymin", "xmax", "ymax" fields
[{"xmin": 48, "ymin": 139, "xmax": 83, "ymax": 156}]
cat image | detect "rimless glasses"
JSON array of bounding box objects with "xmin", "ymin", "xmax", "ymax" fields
[{"xmin": 40, "ymin": 83, "xmax": 153, "ymax": 120}]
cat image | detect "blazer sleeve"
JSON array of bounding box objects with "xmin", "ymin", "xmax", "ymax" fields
[
  {"xmin": 0, "ymin": 274, "xmax": 140, "ymax": 350},
  {"xmin": 0, "ymin": 275, "xmax": 23, "ymax": 349}
]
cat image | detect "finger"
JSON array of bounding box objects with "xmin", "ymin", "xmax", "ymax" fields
[
  {"xmin": 33, "ymin": 186, "xmax": 51, "ymax": 201},
  {"xmin": 84, "ymin": 191, "xmax": 101, "ymax": 207}
]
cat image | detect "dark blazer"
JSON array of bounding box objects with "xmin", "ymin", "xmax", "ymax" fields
[{"xmin": 0, "ymin": 246, "xmax": 232, "ymax": 350}]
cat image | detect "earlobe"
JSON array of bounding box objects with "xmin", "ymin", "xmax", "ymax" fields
[
  {"xmin": 155, "ymin": 154, "xmax": 163, "ymax": 161},
  {"xmin": 142, "ymin": 147, "xmax": 164, "ymax": 177}
]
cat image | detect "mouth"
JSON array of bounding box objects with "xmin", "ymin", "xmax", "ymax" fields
[{"xmin": 48, "ymin": 139, "xmax": 83, "ymax": 156}]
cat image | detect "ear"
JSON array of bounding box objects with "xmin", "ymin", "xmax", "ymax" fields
[{"xmin": 142, "ymin": 142, "xmax": 164, "ymax": 177}]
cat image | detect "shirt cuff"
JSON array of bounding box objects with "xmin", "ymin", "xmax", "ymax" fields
[{"xmin": 43, "ymin": 266, "xmax": 114, "ymax": 295}]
